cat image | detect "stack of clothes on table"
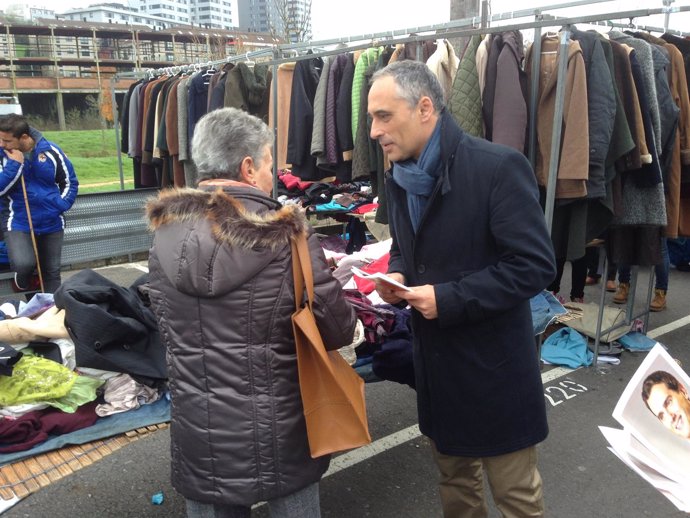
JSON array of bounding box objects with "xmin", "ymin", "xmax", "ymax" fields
[{"xmin": 321, "ymin": 237, "xmax": 415, "ymax": 389}]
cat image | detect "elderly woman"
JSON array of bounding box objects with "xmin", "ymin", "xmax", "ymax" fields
[{"xmin": 146, "ymin": 107, "xmax": 357, "ymax": 518}]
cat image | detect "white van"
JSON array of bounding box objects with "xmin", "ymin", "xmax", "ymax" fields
[{"xmin": 0, "ymin": 96, "xmax": 22, "ymax": 115}]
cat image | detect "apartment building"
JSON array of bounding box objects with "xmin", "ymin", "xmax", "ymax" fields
[
  {"xmin": 237, "ymin": 0, "xmax": 311, "ymax": 42},
  {"xmin": 2, "ymin": 4, "xmax": 56, "ymax": 22},
  {"xmin": 60, "ymin": 3, "xmax": 178, "ymax": 30}
]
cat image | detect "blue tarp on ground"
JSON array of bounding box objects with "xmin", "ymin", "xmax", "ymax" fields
[{"xmin": 0, "ymin": 396, "xmax": 170, "ymax": 467}]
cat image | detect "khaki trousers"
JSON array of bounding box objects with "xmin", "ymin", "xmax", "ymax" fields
[{"xmin": 431, "ymin": 442, "xmax": 544, "ymax": 518}]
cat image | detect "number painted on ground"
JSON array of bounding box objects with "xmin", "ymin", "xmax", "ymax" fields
[{"xmin": 544, "ymin": 380, "xmax": 588, "ymax": 407}]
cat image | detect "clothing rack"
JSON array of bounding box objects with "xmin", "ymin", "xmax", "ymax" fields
[
  {"xmin": 111, "ymin": 2, "xmax": 690, "ymax": 365},
  {"xmin": 110, "ymin": 47, "xmax": 278, "ymax": 187},
  {"xmin": 584, "ymin": 19, "xmax": 690, "ymax": 37}
]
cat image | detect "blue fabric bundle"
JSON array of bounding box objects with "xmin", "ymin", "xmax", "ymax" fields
[
  {"xmin": 541, "ymin": 328, "xmax": 593, "ymax": 368},
  {"xmin": 617, "ymin": 331, "xmax": 657, "ymax": 352}
]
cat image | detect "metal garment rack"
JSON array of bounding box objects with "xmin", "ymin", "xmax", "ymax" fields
[
  {"xmin": 110, "ymin": 46, "xmax": 278, "ymax": 186},
  {"xmin": 112, "ymin": 2, "xmax": 689, "ymax": 365}
]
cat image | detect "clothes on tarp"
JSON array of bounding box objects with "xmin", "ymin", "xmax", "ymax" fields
[
  {"xmin": 0, "ymin": 354, "xmax": 103, "ymax": 413},
  {"xmin": 0, "ymin": 342, "xmax": 22, "ymax": 376},
  {"xmin": 53, "ymin": 269, "xmax": 166, "ymax": 386},
  {"xmin": 0, "ymin": 355, "xmax": 76, "ymax": 407},
  {"xmin": 0, "ymin": 401, "xmax": 99, "ymax": 454},
  {"xmin": 0, "ymin": 397, "xmax": 171, "ymax": 467},
  {"xmin": 95, "ymin": 373, "xmax": 161, "ymax": 417},
  {"xmin": 616, "ymin": 331, "xmax": 658, "ymax": 352},
  {"xmin": 541, "ymin": 328, "xmax": 594, "ymax": 368}
]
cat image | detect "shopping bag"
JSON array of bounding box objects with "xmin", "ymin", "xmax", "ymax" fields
[{"xmin": 291, "ymin": 233, "xmax": 371, "ymax": 458}]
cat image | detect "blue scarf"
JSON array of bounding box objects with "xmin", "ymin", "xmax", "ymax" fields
[{"xmin": 392, "ymin": 120, "xmax": 443, "ymax": 232}]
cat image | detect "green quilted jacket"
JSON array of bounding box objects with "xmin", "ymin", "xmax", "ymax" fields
[
  {"xmin": 448, "ymin": 35, "xmax": 483, "ymax": 138},
  {"xmin": 351, "ymin": 47, "xmax": 382, "ymax": 141}
]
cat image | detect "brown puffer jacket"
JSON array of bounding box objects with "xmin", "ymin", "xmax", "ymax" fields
[{"xmin": 146, "ymin": 185, "xmax": 356, "ymax": 506}]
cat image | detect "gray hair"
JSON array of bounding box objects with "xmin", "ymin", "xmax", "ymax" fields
[
  {"xmin": 371, "ymin": 60, "xmax": 445, "ymax": 112},
  {"xmin": 191, "ymin": 107, "xmax": 273, "ymax": 182}
]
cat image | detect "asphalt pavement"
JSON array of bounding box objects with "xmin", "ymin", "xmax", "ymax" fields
[{"xmin": 2, "ymin": 261, "xmax": 690, "ymax": 518}]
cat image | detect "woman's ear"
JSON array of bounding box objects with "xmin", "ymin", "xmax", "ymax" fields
[{"xmin": 239, "ymin": 156, "xmax": 256, "ymax": 185}]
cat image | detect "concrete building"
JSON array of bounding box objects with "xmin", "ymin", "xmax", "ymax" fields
[
  {"xmin": 134, "ymin": 0, "xmax": 192, "ymax": 26},
  {"xmin": 60, "ymin": 3, "xmax": 177, "ymax": 30},
  {"xmin": 128, "ymin": 0, "xmax": 239, "ymax": 31},
  {"xmin": 2, "ymin": 4, "xmax": 56, "ymax": 22},
  {"xmin": 185, "ymin": 0, "xmax": 238, "ymax": 30},
  {"xmin": 237, "ymin": 0, "xmax": 310, "ymax": 42},
  {"xmin": 60, "ymin": 1, "xmax": 240, "ymax": 32}
]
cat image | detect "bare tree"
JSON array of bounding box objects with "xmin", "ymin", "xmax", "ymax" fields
[{"xmin": 270, "ymin": 0, "xmax": 312, "ymax": 43}]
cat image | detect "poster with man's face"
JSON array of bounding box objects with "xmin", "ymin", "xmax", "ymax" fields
[{"xmin": 612, "ymin": 344, "xmax": 690, "ymax": 487}]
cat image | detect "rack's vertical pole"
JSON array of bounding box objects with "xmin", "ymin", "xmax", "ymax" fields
[
  {"xmin": 528, "ymin": 13, "xmax": 543, "ymax": 170},
  {"xmin": 543, "ymin": 28, "xmax": 570, "ymax": 236},
  {"xmin": 111, "ymin": 76, "xmax": 125, "ymax": 190},
  {"xmin": 272, "ymin": 49, "xmax": 280, "ymax": 199}
]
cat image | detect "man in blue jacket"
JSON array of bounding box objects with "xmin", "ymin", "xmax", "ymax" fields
[
  {"xmin": 0, "ymin": 114, "xmax": 79, "ymax": 293},
  {"xmin": 368, "ymin": 60, "xmax": 556, "ymax": 517}
]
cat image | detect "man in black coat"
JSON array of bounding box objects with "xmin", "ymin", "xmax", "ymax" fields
[{"xmin": 368, "ymin": 60, "xmax": 556, "ymax": 517}]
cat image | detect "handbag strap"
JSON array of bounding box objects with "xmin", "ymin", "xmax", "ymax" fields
[{"xmin": 291, "ymin": 232, "xmax": 315, "ymax": 311}]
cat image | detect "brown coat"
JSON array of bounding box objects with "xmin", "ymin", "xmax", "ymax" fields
[
  {"xmin": 269, "ymin": 62, "xmax": 295, "ymax": 169},
  {"xmin": 164, "ymin": 77, "xmax": 185, "ymax": 187},
  {"xmin": 526, "ymin": 36, "xmax": 589, "ymax": 199},
  {"xmin": 611, "ymin": 41, "xmax": 648, "ymax": 172}
]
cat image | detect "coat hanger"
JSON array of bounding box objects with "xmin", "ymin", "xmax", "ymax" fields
[
  {"xmin": 202, "ymin": 61, "xmax": 217, "ymax": 77},
  {"xmin": 242, "ymin": 52, "xmax": 255, "ymax": 67}
]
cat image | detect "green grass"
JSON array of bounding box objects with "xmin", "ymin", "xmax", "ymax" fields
[{"xmin": 42, "ymin": 129, "xmax": 135, "ymax": 194}]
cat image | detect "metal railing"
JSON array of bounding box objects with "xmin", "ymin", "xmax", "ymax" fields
[{"xmin": 0, "ymin": 188, "xmax": 157, "ymax": 296}]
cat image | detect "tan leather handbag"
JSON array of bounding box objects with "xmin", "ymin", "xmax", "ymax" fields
[{"xmin": 291, "ymin": 232, "xmax": 371, "ymax": 458}]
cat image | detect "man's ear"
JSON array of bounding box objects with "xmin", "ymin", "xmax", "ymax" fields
[
  {"xmin": 239, "ymin": 156, "xmax": 255, "ymax": 184},
  {"xmin": 418, "ymin": 96, "xmax": 435, "ymax": 122}
]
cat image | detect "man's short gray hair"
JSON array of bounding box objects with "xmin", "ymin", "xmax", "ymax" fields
[
  {"xmin": 371, "ymin": 60, "xmax": 445, "ymax": 112},
  {"xmin": 192, "ymin": 107, "xmax": 273, "ymax": 182}
]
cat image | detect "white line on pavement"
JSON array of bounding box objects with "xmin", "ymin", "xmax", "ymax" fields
[
  {"xmin": 325, "ymin": 366, "xmax": 575, "ymax": 479},
  {"xmin": 646, "ymin": 314, "xmax": 690, "ymax": 339},
  {"xmin": 325, "ymin": 424, "xmax": 421, "ymax": 477}
]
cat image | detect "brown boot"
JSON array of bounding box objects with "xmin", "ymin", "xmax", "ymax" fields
[
  {"xmin": 650, "ymin": 289, "xmax": 667, "ymax": 312},
  {"xmin": 613, "ymin": 282, "xmax": 629, "ymax": 304}
]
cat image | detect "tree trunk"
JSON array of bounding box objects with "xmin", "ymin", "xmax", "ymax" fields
[{"xmin": 448, "ymin": 0, "xmax": 481, "ymax": 58}]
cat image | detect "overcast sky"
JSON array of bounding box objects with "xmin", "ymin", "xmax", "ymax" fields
[{"xmin": 51, "ymin": 0, "xmax": 690, "ymax": 40}]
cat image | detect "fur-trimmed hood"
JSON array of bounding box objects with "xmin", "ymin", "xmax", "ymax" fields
[{"xmin": 146, "ymin": 187, "xmax": 308, "ymax": 297}]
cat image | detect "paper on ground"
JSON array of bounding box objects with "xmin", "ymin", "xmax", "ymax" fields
[{"xmin": 350, "ymin": 266, "xmax": 412, "ymax": 292}]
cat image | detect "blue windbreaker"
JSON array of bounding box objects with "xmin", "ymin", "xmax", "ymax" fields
[{"xmin": 0, "ymin": 128, "xmax": 79, "ymax": 234}]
